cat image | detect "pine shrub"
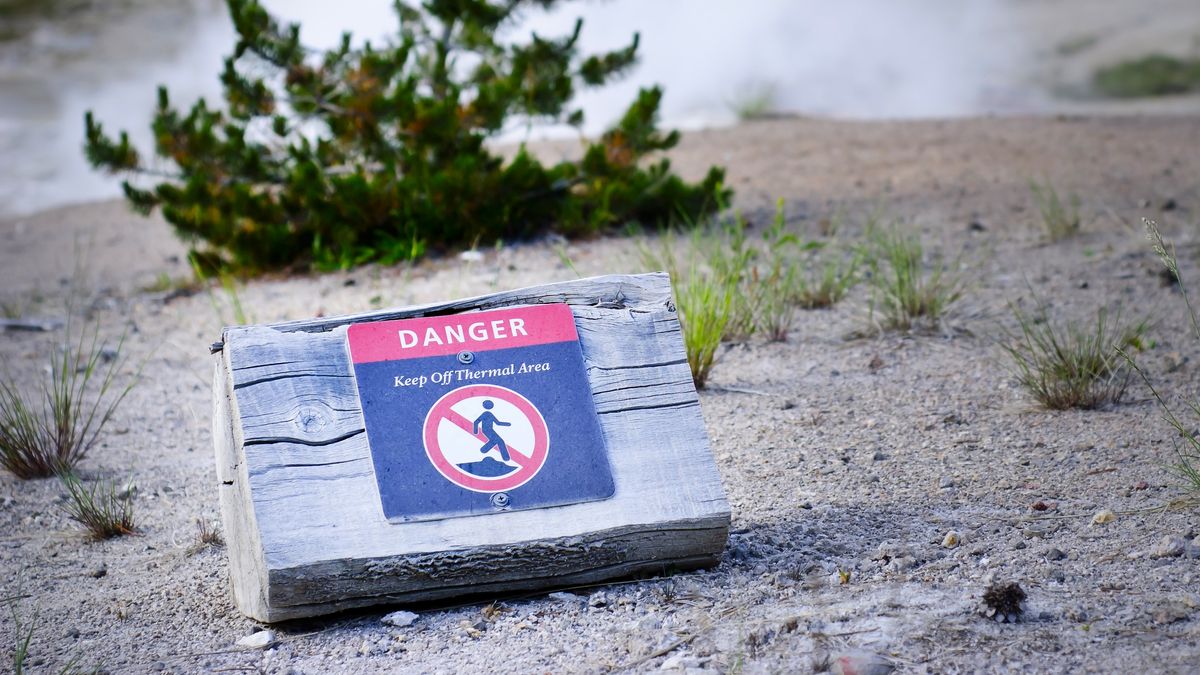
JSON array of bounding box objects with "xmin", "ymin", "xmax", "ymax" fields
[{"xmin": 84, "ymin": 0, "xmax": 727, "ymax": 273}]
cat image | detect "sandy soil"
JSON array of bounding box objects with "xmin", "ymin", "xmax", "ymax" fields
[{"xmin": 2, "ymin": 116, "xmax": 1200, "ymax": 673}]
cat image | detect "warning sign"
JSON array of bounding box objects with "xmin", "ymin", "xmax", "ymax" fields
[
  {"xmin": 423, "ymin": 384, "xmax": 549, "ymax": 492},
  {"xmin": 346, "ymin": 304, "xmax": 615, "ymax": 522}
]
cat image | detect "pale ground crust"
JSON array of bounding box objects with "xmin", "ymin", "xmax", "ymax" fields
[{"xmin": 2, "ymin": 116, "xmax": 1200, "ymax": 673}]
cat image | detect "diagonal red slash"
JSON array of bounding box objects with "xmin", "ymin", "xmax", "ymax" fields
[{"xmin": 443, "ymin": 409, "xmax": 533, "ymax": 469}]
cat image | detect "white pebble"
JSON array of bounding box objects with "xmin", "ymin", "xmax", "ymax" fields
[
  {"xmin": 381, "ymin": 610, "xmax": 419, "ymax": 627},
  {"xmin": 1150, "ymin": 535, "xmax": 1186, "ymax": 558},
  {"xmin": 236, "ymin": 630, "xmax": 275, "ymax": 650}
]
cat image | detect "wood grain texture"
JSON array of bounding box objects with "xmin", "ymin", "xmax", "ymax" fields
[{"xmin": 214, "ymin": 273, "xmax": 731, "ymax": 622}]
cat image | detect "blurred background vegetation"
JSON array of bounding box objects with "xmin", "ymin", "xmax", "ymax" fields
[{"xmin": 1, "ymin": 0, "xmax": 1198, "ymax": 240}]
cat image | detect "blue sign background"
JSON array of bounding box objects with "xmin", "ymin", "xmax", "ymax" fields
[{"xmin": 352, "ymin": 340, "xmax": 615, "ymax": 521}]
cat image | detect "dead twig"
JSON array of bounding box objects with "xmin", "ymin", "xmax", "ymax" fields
[
  {"xmin": 618, "ymin": 633, "xmax": 699, "ymax": 671},
  {"xmin": 0, "ymin": 317, "xmax": 64, "ymax": 332},
  {"xmin": 706, "ymin": 385, "xmax": 774, "ymax": 397}
]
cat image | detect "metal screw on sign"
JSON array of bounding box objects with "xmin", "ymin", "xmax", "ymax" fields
[
  {"xmin": 490, "ymin": 492, "xmax": 510, "ymax": 509},
  {"xmin": 457, "ymin": 350, "xmax": 474, "ymax": 365}
]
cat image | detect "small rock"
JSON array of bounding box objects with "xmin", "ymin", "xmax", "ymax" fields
[
  {"xmin": 728, "ymin": 542, "xmax": 752, "ymax": 561},
  {"xmin": 942, "ymin": 531, "xmax": 961, "ymax": 548},
  {"xmin": 236, "ymin": 630, "xmax": 275, "ymax": 650},
  {"xmin": 938, "ymin": 476, "xmax": 955, "ymax": 489},
  {"xmin": 1091, "ymin": 509, "xmax": 1116, "ymax": 525},
  {"xmin": 1031, "ymin": 500, "xmax": 1050, "ymax": 512},
  {"xmin": 1133, "ymin": 481, "xmax": 1149, "ymax": 491},
  {"xmin": 381, "ymin": 610, "xmax": 419, "ymax": 627},
  {"xmin": 830, "ymin": 651, "xmax": 894, "ymax": 675},
  {"xmin": 1162, "ymin": 198, "xmax": 1178, "ymax": 212},
  {"xmin": 548, "ymin": 591, "xmax": 581, "ymax": 603},
  {"xmin": 459, "ymin": 250, "xmax": 485, "ymax": 262},
  {"xmin": 778, "ymin": 399, "xmax": 796, "ymax": 410},
  {"xmin": 1046, "ymin": 547, "xmax": 1067, "ymax": 561},
  {"xmin": 1023, "ymin": 524, "xmax": 1054, "ymax": 539},
  {"xmin": 968, "ymin": 220, "xmax": 986, "ymax": 232},
  {"xmin": 885, "ymin": 556, "xmax": 918, "ymax": 572},
  {"xmin": 1151, "ymin": 599, "xmax": 1195, "ymax": 625},
  {"xmin": 89, "ymin": 564, "xmax": 107, "ymax": 579},
  {"xmin": 636, "ymin": 616, "xmax": 662, "ymax": 631},
  {"xmin": 660, "ymin": 654, "xmax": 702, "ymax": 670},
  {"xmin": 458, "ymin": 619, "xmax": 482, "ymax": 638},
  {"xmin": 1150, "ymin": 535, "xmax": 1187, "ymax": 559},
  {"xmin": 1163, "ymin": 352, "xmax": 1188, "ymax": 373},
  {"xmin": 872, "ymin": 451, "xmax": 887, "ymax": 462},
  {"xmin": 588, "ymin": 591, "xmax": 609, "ymax": 608}
]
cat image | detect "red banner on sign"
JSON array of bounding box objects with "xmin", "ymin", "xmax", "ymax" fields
[{"xmin": 347, "ymin": 304, "xmax": 579, "ymax": 364}]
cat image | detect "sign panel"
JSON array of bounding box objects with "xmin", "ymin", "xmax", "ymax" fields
[{"xmin": 346, "ymin": 304, "xmax": 615, "ymax": 522}]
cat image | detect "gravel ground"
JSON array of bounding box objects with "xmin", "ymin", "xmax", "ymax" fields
[{"xmin": 2, "ymin": 116, "xmax": 1200, "ymax": 673}]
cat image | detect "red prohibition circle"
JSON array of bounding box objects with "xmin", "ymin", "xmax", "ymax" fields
[{"xmin": 422, "ymin": 384, "xmax": 550, "ymax": 493}]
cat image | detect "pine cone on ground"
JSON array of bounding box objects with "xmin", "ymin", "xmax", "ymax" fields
[{"xmin": 981, "ymin": 582, "xmax": 1026, "ymax": 623}]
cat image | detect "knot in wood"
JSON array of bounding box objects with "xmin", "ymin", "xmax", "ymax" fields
[{"xmin": 295, "ymin": 405, "xmax": 329, "ymax": 434}]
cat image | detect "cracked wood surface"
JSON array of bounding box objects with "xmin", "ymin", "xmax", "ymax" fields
[{"xmin": 214, "ymin": 273, "xmax": 731, "ymax": 622}]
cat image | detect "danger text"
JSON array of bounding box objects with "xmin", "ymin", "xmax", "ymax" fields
[{"xmin": 398, "ymin": 318, "xmax": 527, "ymax": 349}]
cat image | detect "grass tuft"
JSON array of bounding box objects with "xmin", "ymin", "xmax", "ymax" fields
[
  {"xmin": 9, "ymin": 598, "xmax": 35, "ymax": 675},
  {"xmin": 1126, "ymin": 219, "xmax": 1200, "ymax": 497},
  {"xmin": 0, "ymin": 324, "xmax": 136, "ymax": 479},
  {"xmin": 643, "ymin": 198, "xmax": 869, "ymax": 384},
  {"xmin": 642, "ymin": 227, "xmax": 734, "ymax": 389},
  {"xmin": 792, "ymin": 212, "xmax": 861, "ymax": 309},
  {"xmin": 196, "ymin": 517, "xmax": 224, "ymax": 548},
  {"xmin": 749, "ymin": 201, "xmax": 799, "ymax": 341},
  {"xmin": 865, "ymin": 224, "xmax": 963, "ymax": 331},
  {"xmin": 60, "ymin": 474, "xmax": 137, "ymax": 540},
  {"xmin": 7, "ymin": 590, "xmax": 94, "ymax": 673},
  {"xmin": 794, "ymin": 254, "xmax": 860, "ymax": 309},
  {"xmin": 1094, "ymin": 54, "xmax": 1200, "ymax": 98},
  {"xmin": 676, "ymin": 268, "xmax": 734, "ymax": 389},
  {"xmin": 1029, "ymin": 180, "xmax": 1081, "ymax": 241},
  {"xmin": 705, "ymin": 216, "xmax": 758, "ymax": 341},
  {"xmin": 192, "ymin": 256, "xmax": 252, "ymax": 326},
  {"xmin": 727, "ymin": 81, "xmax": 779, "ymax": 121},
  {"xmin": 1001, "ymin": 298, "xmax": 1146, "ymax": 410},
  {"xmin": 643, "ymin": 198, "xmax": 865, "ymax": 383}
]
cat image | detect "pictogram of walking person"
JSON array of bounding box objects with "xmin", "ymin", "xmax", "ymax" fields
[{"xmin": 473, "ymin": 400, "xmax": 512, "ymax": 462}]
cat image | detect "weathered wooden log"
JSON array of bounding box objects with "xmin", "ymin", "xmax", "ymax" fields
[{"xmin": 213, "ymin": 272, "xmax": 730, "ymax": 622}]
